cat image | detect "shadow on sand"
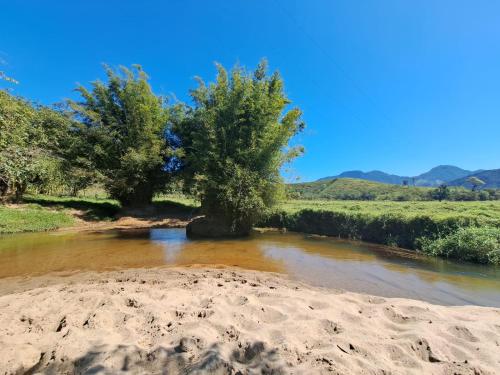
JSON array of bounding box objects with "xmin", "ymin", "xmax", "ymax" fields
[{"xmin": 25, "ymin": 340, "xmax": 286, "ymax": 374}]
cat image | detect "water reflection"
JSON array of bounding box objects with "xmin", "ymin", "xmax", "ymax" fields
[{"xmin": 0, "ymin": 228, "xmax": 499, "ymax": 306}]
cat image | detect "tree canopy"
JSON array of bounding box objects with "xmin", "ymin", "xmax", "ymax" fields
[
  {"xmin": 176, "ymin": 60, "xmax": 304, "ymax": 236},
  {"xmin": 69, "ymin": 65, "xmax": 180, "ymax": 206},
  {"xmin": 0, "ymin": 90, "xmax": 63, "ymax": 200}
]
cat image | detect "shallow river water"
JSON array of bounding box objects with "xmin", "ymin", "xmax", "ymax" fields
[{"xmin": 0, "ymin": 228, "xmax": 499, "ymax": 307}]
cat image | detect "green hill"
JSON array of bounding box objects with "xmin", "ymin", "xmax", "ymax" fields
[
  {"xmin": 317, "ymin": 165, "xmax": 475, "ymax": 187},
  {"xmin": 288, "ymin": 178, "xmax": 432, "ymax": 201},
  {"xmin": 287, "ymin": 178, "xmax": 500, "ymax": 201},
  {"xmin": 448, "ymin": 169, "xmax": 500, "ymax": 189}
]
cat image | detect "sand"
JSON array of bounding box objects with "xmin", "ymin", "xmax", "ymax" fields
[{"xmin": 0, "ymin": 267, "xmax": 499, "ymax": 374}]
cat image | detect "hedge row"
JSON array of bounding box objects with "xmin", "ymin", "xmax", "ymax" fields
[{"xmin": 260, "ymin": 209, "xmax": 500, "ymax": 264}]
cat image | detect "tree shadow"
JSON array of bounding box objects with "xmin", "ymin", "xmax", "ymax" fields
[
  {"xmin": 35, "ymin": 340, "xmax": 286, "ymax": 374},
  {"xmin": 23, "ymin": 196, "xmax": 121, "ymax": 221},
  {"xmin": 120, "ymin": 199, "xmax": 200, "ymax": 221},
  {"xmin": 23, "ymin": 196, "xmax": 200, "ymax": 223}
]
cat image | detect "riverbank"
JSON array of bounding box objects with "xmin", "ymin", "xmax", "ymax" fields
[
  {"xmin": 0, "ymin": 195, "xmax": 197, "ymax": 234},
  {"xmin": 0, "ymin": 268, "xmax": 499, "ymax": 374},
  {"xmin": 263, "ymin": 200, "xmax": 500, "ymax": 265},
  {"xmin": 2, "ymin": 196, "xmax": 500, "ymax": 265}
]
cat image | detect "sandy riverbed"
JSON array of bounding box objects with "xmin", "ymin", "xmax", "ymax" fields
[{"xmin": 0, "ymin": 267, "xmax": 499, "ymax": 374}]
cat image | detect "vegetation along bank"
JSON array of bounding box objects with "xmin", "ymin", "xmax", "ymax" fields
[
  {"xmin": 1, "ymin": 60, "xmax": 499, "ymax": 265},
  {"xmin": 261, "ymin": 200, "xmax": 500, "ymax": 265}
]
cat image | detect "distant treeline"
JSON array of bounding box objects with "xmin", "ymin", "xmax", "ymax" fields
[{"xmin": 288, "ymin": 178, "xmax": 500, "ymax": 201}]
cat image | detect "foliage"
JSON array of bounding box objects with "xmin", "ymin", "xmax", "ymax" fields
[
  {"xmin": 69, "ymin": 65, "xmax": 180, "ymax": 206},
  {"xmin": 288, "ymin": 178, "xmax": 499, "ymax": 201},
  {"xmin": 289, "ymin": 178, "xmax": 430, "ymax": 201},
  {"xmin": 0, "ymin": 204, "xmax": 74, "ymax": 234},
  {"xmin": 419, "ymin": 226, "xmax": 500, "ymax": 265},
  {"xmin": 176, "ymin": 60, "xmax": 304, "ymax": 234},
  {"xmin": 431, "ymin": 184, "xmax": 449, "ymax": 201},
  {"xmin": 260, "ymin": 200, "xmax": 500, "ymax": 264},
  {"xmin": 0, "ymin": 90, "xmax": 62, "ymax": 201}
]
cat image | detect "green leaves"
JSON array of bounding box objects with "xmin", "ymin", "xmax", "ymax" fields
[
  {"xmin": 0, "ymin": 90, "xmax": 55, "ymax": 200},
  {"xmin": 69, "ymin": 65, "xmax": 175, "ymax": 206},
  {"xmin": 177, "ymin": 60, "xmax": 305, "ymax": 233}
]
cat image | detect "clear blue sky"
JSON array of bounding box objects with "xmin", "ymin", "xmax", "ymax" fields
[{"xmin": 1, "ymin": 0, "xmax": 499, "ymax": 181}]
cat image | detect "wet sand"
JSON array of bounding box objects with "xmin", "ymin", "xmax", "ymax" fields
[{"xmin": 0, "ymin": 267, "xmax": 499, "ymax": 374}]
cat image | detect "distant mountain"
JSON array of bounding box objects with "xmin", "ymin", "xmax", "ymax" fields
[
  {"xmin": 317, "ymin": 170, "xmax": 408, "ymax": 185},
  {"xmin": 413, "ymin": 165, "xmax": 473, "ymax": 186},
  {"xmin": 317, "ymin": 165, "xmax": 491, "ymax": 187},
  {"xmin": 448, "ymin": 169, "xmax": 500, "ymax": 189}
]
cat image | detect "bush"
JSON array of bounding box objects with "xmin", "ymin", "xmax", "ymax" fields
[
  {"xmin": 419, "ymin": 227, "xmax": 500, "ymax": 265},
  {"xmin": 259, "ymin": 201, "xmax": 500, "ymax": 264}
]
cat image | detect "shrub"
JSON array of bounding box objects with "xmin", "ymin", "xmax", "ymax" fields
[
  {"xmin": 259, "ymin": 201, "xmax": 500, "ymax": 264},
  {"xmin": 419, "ymin": 226, "xmax": 500, "ymax": 265}
]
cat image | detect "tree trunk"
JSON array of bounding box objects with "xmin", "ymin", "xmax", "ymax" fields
[
  {"xmin": 14, "ymin": 182, "xmax": 26, "ymax": 203},
  {"xmin": 119, "ymin": 185, "xmax": 154, "ymax": 208}
]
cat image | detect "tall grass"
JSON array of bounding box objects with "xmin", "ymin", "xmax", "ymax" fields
[{"xmin": 261, "ymin": 200, "xmax": 500, "ymax": 264}]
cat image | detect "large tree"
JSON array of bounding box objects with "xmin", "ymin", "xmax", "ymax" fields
[
  {"xmin": 176, "ymin": 60, "xmax": 304, "ymax": 237},
  {"xmin": 0, "ymin": 90, "xmax": 54, "ymax": 201},
  {"xmin": 70, "ymin": 65, "xmax": 179, "ymax": 206}
]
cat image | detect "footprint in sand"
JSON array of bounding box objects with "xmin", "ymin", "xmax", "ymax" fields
[
  {"xmin": 410, "ymin": 338, "xmax": 442, "ymax": 363},
  {"xmin": 320, "ymin": 319, "xmax": 344, "ymax": 335},
  {"xmin": 383, "ymin": 307, "xmax": 416, "ymax": 324},
  {"xmin": 448, "ymin": 325, "xmax": 479, "ymax": 342}
]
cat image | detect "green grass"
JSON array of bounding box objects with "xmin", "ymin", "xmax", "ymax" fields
[
  {"xmin": 287, "ymin": 178, "xmax": 500, "ymax": 201},
  {"xmin": 154, "ymin": 194, "xmax": 200, "ymax": 211},
  {"xmin": 261, "ymin": 200, "xmax": 500, "ymax": 264},
  {"xmin": 288, "ymin": 178, "xmax": 432, "ymax": 200},
  {"xmin": 0, "ymin": 204, "xmax": 75, "ymax": 234},
  {"xmin": 23, "ymin": 195, "xmax": 121, "ymax": 220},
  {"xmin": 278, "ymin": 200, "xmax": 500, "ymax": 224}
]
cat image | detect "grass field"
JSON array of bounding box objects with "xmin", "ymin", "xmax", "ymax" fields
[
  {"xmin": 287, "ymin": 178, "xmax": 500, "ymax": 201},
  {"xmin": 0, "ymin": 194, "xmax": 199, "ymax": 235},
  {"xmin": 278, "ymin": 200, "xmax": 500, "ymax": 225},
  {"xmin": 288, "ymin": 178, "xmax": 432, "ymax": 200},
  {"xmin": 0, "ymin": 204, "xmax": 75, "ymax": 234}
]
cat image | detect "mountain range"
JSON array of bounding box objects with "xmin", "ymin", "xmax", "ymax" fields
[{"xmin": 317, "ymin": 165, "xmax": 500, "ymax": 188}]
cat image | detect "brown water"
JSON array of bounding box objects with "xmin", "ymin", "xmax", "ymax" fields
[{"xmin": 0, "ymin": 228, "xmax": 499, "ymax": 307}]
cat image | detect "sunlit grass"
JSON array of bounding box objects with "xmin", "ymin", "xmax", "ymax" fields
[
  {"xmin": 277, "ymin": 200, "xmax": 500, "ymax": 225},
  {"xmin": 0, "ymin": 204, "xmax": 74, "ymax": 234}
]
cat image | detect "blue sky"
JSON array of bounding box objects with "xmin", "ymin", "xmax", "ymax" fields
[{"xmin": 1, "ymin": 0, "xmax": 499, "ymax": 182}]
